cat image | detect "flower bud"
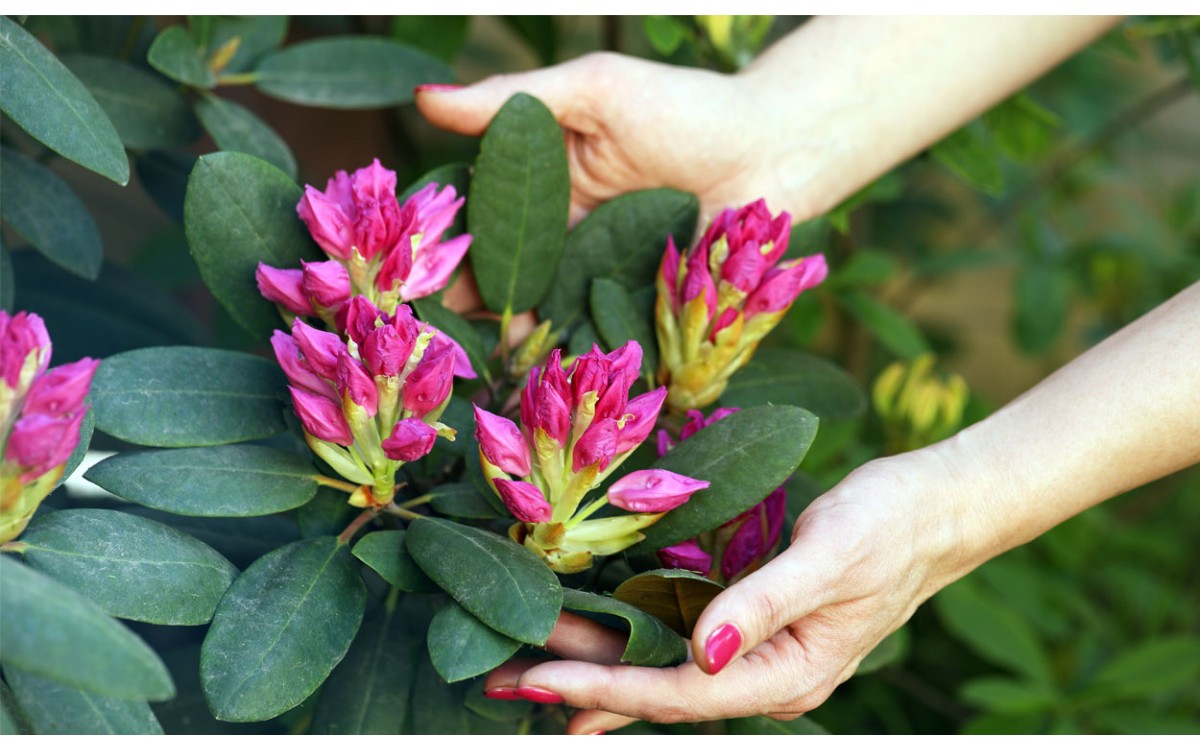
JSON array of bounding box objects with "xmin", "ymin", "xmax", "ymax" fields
[
  {"xmin": 301, "ymin": 260, "xmax": 352, "ymax": 310},
  {"xmin": 401, "ymin": 347, "xmax": 454, "ymax": 418},
  {"xmin": 381, "ymin": 418, "xmax": 437, "ymax": 461},
  {"xmin": 608, "ymin": 469, "xmax": 709, "ymax": 513},
  {"xmin": 494, "ymin": 478, "xmax": 552, "ymax": 523},
  {"xmin": 289, "ymin": 386, "xmax": 353, "ymax": 445},
  {"xmin": 657, "ymin": 539, "xmax": 713, "ymax": 577},
  {"xmin": 473, "ymin": 405, "xmax": 531, "ymax": 477},
  {"xmin": 256, "ymin": 264, "xmax": 316, "ymax": 317},
  {"xmin": 873, "ymin": 354, "xmax": 969, "ymax": 453}
]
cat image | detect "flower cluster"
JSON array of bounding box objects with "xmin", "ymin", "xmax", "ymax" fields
[
  {"xmin": 873, "ymin": 353, "xmax": 968, "ymax": 453},
  {"xmin": 1, "ymin": 311, "xmax": 98, "ymax": 542},
  {"xmin": 656, "ymin": 408, "xmax": 787, "ymax": 584},
  {"xmin": 257, "ymin": 159, "xmax": 471, "ymax": 327},
  {"xmin": 656, "ymin": 200, "xmax": 828, "ymax": 412},
  {"xmin": 474, "ymin": 341, "xmax": 709, "ymax": 573},
  {"xmin": 273, "ymin": 297, "xmax": 460, "ymax": 508}
]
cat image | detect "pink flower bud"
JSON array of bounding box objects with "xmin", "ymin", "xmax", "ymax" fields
[
  {"xmin": 679, "ymin": 407, "xmax": 740, "ymax": 442},
  {"xmin": 289, "ymin": 386, "xmax": 353, "ymax": 445},
  {"xmin": 657, "ymin": 539, "xmax": 713, "ymax": 577},
  {"xmin": 21, "ymin": 359, "xmax": 98, "ymax": 417},
  {"xmin": 297, "ymin": 177, "xmax": 354, "ymax": 260},
  {"xmin": 540, "ymin": 350, "xmax": 571, "ymax": 407},
  {"xmin": 721, "ymin": 486, "xmax": 788, "ymax": 581},
  {"xmin": 614, "ymin": 387, "xmax": 667, "ymax": 454},
  {"xmin": 382, "ymin": 417, "xmax": 437, "ymax": 462},
  {"xmin": 493, "ymin": 478, "xmax": 552, "ymax": 523},
  {"xmin": 743, "ymin": 254, "xmax": 828, "ymax": 319},
  {"xmin": 300, "ymin": 260, "xmax": 351, "ymax": 310},
  {"xmin": 659, "ymin": 236, "xmax": 683, "ymax": 312},
  {"xmin": 533, "ymin": 380, "xmax": 571, "ymax": 447},
  {"xmin": 256, "ymin": 264, "xmax": 316, "ymax": 317},
  {"xmin": 607, "ymin": 469, "xmax": 709, "ymax": 513},
  {"xmin": 336, "ymin": 352, "xmax": 377, "ymax": 416},
  {"xmin": 402, "ymin": 233, "xmax": 472, "ymax": 302},
  {"xmin": 6, "ymin": 411, "xmax": 85, "ymax": 479},
  {"xmin": 290, "ymin": 319, "xmax": 344, "ymax": 381},
  {"xmin": 0, "ymin": 311, "xmax": 51, "ymax": 390},
  {"xmin": 401, "ymin": 348, "xmax": 454, "ymax": 418},
  {"xmin": 572, "ymin": 417, "xmax": 618, "ymax": 472},
  {"xmin": 425, "ymin": 326, "xmax": 477, "ymax": 380},
  {"xmin": 570, "ymin": 347, "xmax": 610, "ymax": 406},
  {"xmin": 270, "ymin": 331, "xmax": 332, "ymax": 398},
  {"xmin": 343, "ymin": 296, "xmax": 383, "ymax": 348},
  {"xmin": 682, "ymin": 245, "xmax": 717, "ymax": 316},
  {"xmin": 297, "ymin": 160, "xmax": 407, "ymax": 262},
  {"xmin": 473, "ymin": 405, "xmax": 531, "ymax": 477},
  {"xmin": 604, "ymin": 340, "xmax": 643, "ymax": 384}
]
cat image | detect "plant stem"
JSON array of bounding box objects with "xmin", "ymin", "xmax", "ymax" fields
[
  {"xmin": 216, "ymin": 71, "xmax": 261, "ymax": 86},
  {"xmin": 337, "ymin": 508, "xmax": 380, "ymax": 545},
  {"xmin": 400, "ymin": 493, "xmax": 434, "ymax": 509},
  {"xmin": 313, "ymin": 475, "xmax": 362, "ymax": 494},
  {"xmin": 499, "ymin": 306, "xmax": 514, "ymax": 371},
  {"xmin": 0, "ymin": 541, "xmax": 27, "ymax": 554},
  {"xmin": 381, "ymin": 504, "xmax": 423, "ymax": 521}
]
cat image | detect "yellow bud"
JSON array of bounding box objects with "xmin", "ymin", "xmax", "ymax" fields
[{"xmin": 208, "ymin": 36, "xmax": 241, "ymax": 75}]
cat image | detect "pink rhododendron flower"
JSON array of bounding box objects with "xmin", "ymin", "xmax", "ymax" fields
[{"xmin": 608, "ymin": 469, "xmax": 710, "ymax": 513}]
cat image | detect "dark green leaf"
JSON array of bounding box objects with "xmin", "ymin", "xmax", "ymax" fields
[
  {"xmin": 468, "ymin": 93, "xmax": 570, "ymax": 314},
  {"xmin": 147, "ymin": 25, "xmax": 215, "ymax": 88},
  {"xmin": 85, "ymin": 445, "xmax": 318, "ymax": 517},
  {"xmin": 0, "ymin": 556, "xmax": 174, "ymax": 700},
  {"xmin": 463, "ymin": 679, "xmax": 532, "ymax": 723},
  {"xmin": 201, "ymin": 537, "xmax": 366, "ymax": 722},
  {"xmin": 255, "ymin": 36, "xmax": 451, "ymax": 109},
  {"xmin": 1087, "ymin": 636, "xmax": 1200, "ymax": 700},
  {"xmin": 411, "ymin": 298, "xmax": 488, "ymax": 382},
  {"xmin": 390, "ymin": 16, "xmax": 470, "ymax": 62},
  {"xmin": 632, "ymin": 406, "xmax": 818, "ymax": 551},
  {"xmin": 91, "ymin": 346, "xmax": 287, "ymax": 447},
  {"xmin": 838, "ymin": 290, "xmax": 930, "ymax": 359},
  {"xmin": 568, "ymin": 319, "xmax": 602, "ymax": 355},
  {"xmin": 931, "ymin": 123, "xmax": 1003, "ymax": 196},
  {"xmin": 1092, "ymin": 707, "xmax": 1200, "ymax": 735},
  {"xmin": 405, "ymin": 517, "xmax": 562, "ymax": 645},
  {"xmin": 0, "ymin": 239, "xmax": 13, "ymax": 312},
  {"xmin": 985, "ymin": 93, "xmax": 1061, "ymax": 162},
  {"xmin": 644, "ymin": 16, "xmax": 689, "ymax": 56},
  {"xmin": 410, "ymin": 648, "xmax": 514, "ymax": 733},
  {"xmin": 124, "ymin": 508, "xmax": 300, "ymax": 571},
  {"xmin": 61, "ymin": 53, "xmax": 199, "ymax": 149},
  {"xmin": 0, "ymin": 681, "xmax": 30, "ymax": 735},
  {"xmin": 136, "ymin": 149, "xmax": 196, "ymax": 224},
  {"xmin": 590, "ymin": 278, "xmax": 657, "ymax": 381},
  {"xmin": 427, "ymin": 601, "xmax": 521, "ymax": 683},
  {"xmin": 933, "ymin": 578, "xmax": 1053, "ymax": 684},
  {"xmin": 400, "ymin": 162, "xmax": 471, "ymax": 205},
  {"xmin": 352, "ymin": 530, "xmax": 437, "ymax": 593},
  {"xmin": 55, "ymin": 404, "xmax": 92, "ymax": 490},
  {"xmin": 960, "ymin": 677, "xmax": 1059, "ymax": 715},
  {"xmin": 5, "ymin": 667, "xmax": 163, "ymax": 734},
  {"xmin": 297, "ymin": 486, "xmax": 356, "ymax": 539},
  {"xmin": 1013, "ymin": 263, "xmax": 1069, "ymax": 354},
  {"xmin": 727, "ymin": 714, "xmax": 829, "ymax": 735},
  {"xmin": 429, "ymin": 482, "xmax": 501, "ymax": 520},
  {"xmin": 194, "ymin": 95, "xmax": 297, "ymax": 179},
  {"xmin": 562, "ymin": 588, "xmax": 687, "ymax": 666},
  {"xmin": 856, "ymin": 627, "xmax": 910, "ymax": 675},
  {"xmin": 829, "ymin": 250, "xmax": 896, "ymax": 288},
  {"xmin": 21, "ymin": 509, "xmax": 237, "ymax": 626},
  {"xmin": 720, "ymin": 349, "xmax": 865, "ymax": 421},
  {"xmin": 184, "ymin": 151, "xmax": 319, "ymax": 340},
  {"xmin": 501, "ymin": 16, "xmax": 557, "ymax": 65},
  {"xmin": 612, "ymin": 569, "xmax": 724, "ymax": 638},
  {"xmin": 192, "ymin": 16, "xmax": 288, "ymax": 74},
  {"xmin": 0, "ymin": 16, "xmax": 128, "ymax": 184},
  {"xmin": 540, "ymin": 188, "xmax": 698, "ymax": 333},
  {"xmin": 0, "ymin": 147, "xmax": 102, "ymax": 280}
]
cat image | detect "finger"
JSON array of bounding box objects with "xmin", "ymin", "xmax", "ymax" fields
[
  {"xmin": 565, "ymin": 708, "xmax": 638, "ymax": 736},
  {"xmin": 544, "ymin": 610, "xmax": 628, "ymax": 665}
]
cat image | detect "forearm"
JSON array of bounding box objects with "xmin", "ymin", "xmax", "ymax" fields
[{"xmin": 739, "ymin": 16, "xmax": 1122, "ymax": 217}]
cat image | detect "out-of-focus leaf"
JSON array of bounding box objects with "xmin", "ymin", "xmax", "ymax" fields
[
  {"xmin": 427, "ymin": 601, "xmax": 521, "ymax": 683},
  {"xmin": 985, "ymin": 93, "xmax": 1062, "ymax": 162},
  {"xmin": 1086, "ymin": 636, "xmax": 1200, "ymax": 700},
  {"xmin": 721, "ymin": 349, "xmax": 866, "ymax": 421},
  {"xmin": 390, "ymin": 16, "xmax": 470, "ymax": 62},
  {"xmin": 960, "ymin": 677, "xmax": 1059, "ymax": 714},
  {"xmin": 5, "ymin": 667, "xmax": 163, "ymax": 734},
  {"xmin": 1092, "ymin": 707, "xmax": 1200, "ymax": 735},
  {"xmin": 352, "ymin": 530, "xmax": 437, "ymax": 594},
  {"xmin": 194, "ymin": 95, "xmax": 297, "ymax": 179},
  {"xmin": 136, "ymin": 149, "xmax": 196, "ymax": 224},
  {"xmin": 829, "ymin": 250, "xmax": 896, "ymax": 288},
  {"xmin": 562, "ymin": 589, "xmax": 687, "ymax": 666},
  {"xmin": 856, "ymin": 627, "xmax": 911, "ymax": 675},
  {"xmin": 429, "ymin": 482, "xmax": 501, "ymax": 520},
  {"xmin": 0, "ymin": 239, "xmax": 13, "ymax": 312},
  {"xmin": 727, "ymin": 715, "xmax": 829, "ymax": 734},
  {"xmin": 612, "ymin": 569, "xmax": 724, "ymax": 639},
  {"xmin": 644, "ymin": 16, "xmax": 690, "ymax": 56},
  {"xmin": 501, "ymin": 16, "xmax": 556, "ymax": 65},
  {"xmin": 61, "ymin": 54, "xmax": 199, "ymax": 150},
  {"xmin": 0, "ymin": 681, "xmax": 30, "ymax": 735},
  {"xmin": 1013, "ymin": 263, "xmax": 1069, "ymax": 354},
  {"xmin": 568, "ymin": 319, "xmax": 602, "ymax": 355},
  {"xmin": 933, "ymin": 578, "xmax": 1054, "ymax": 684},
  {"xmin": 0, "ymin": 16, "xmax": 128, "ymax": 184},
  {"xmin": 838, "ymin": 290, "xmax": 930, "ymax": 359},
  {"xmin": 931, "ymin": 123, "xmax": 1003, "ymax": 196},
  {"xmin": 591, "ymin": 278, "xmax": 657, "ymax": 381},
  {"xmin": 147, "ymin": 25, "xmax": 215, "ymax": 88},
  {"xmin": 191, "ymin": 16, "xmax": 288, "ymax": 74}
]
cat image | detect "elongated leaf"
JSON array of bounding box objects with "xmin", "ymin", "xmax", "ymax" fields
[
  {"xmin": 540, "ymin": 188, "xmax": 698, "ymax": 333},
  {"xmin": 201, "ymin": 537, "xmax": 366, "ymax": 722},
  {"xmin": 184, "ymin": 151, "xmax": 318, "ymax": 340},
  {"xmin": 727, "ymin": 715, "xmax": 829, "ymax": 735},
  {"xmin": 124, "ymin": 508, "xmax": 300, "ymax": 571},
  {"xmin": 0, "ymin": 557, "xmax": 174, "ymax": 700},
  {"xmin": 0, "ymin": 681, "xmax": 30, "ymax": 735},
  {"xmin": 191, "ymin": 16, "xmax": 288, "ymax": 74},
  {"xmin": 612, "ymin": 569, "xmax": 724, "ymax": 638},
  {"xmin": 147, "ymin": 25, "xmax": 215, "ymax": 88},
  {"xmin": 5, "ymin": 667, "xmax": 163, "ymax": 735},
  {"xmin": 502, "ymin": 16, "xmax": 556, "ymax": 66},
  {"xmin": 255, "ymin": 36, "xmax": 451, "ymax": 108},
  {"xmin": 632, "ymin": 406, "xmax": 818, "ymax": 551},
  {"xmin": 0, "ymin": 16, "xmax": 128, "ymax": 184},
  {"xmin": 21, "ymin": 509, "xmax": 238, "ymax": 626},
  {"xmin": 562, "ymin": 589, "xmax": 687, "ymax": 667},
  {"xmin": 960, "ymin": 677, "xmax": 1059, "ymax": 715},
  {"xmin": 405, "ymin": 517, "xmax": 562, "ymax": 645},
  {"xmin": 0, "ymin": 147, "xmax": 102, "ymax": 280},
  {"xmin": 429, "ymin": 482, "xmax": 501, "ymax": 520},
  {"xmin": 390, "ymin": 16, "xmax": 470, "ymax": 62},
  {"xmin": 933, "ymin": 578, "xmax": 1053, "ymax": 684},
  {"xmin": 720, "ymin": 349, "xmax": 866, "ymax": 421},
  {"xmin": 352, "ymin": 530, "xmax": 437, "ymax": 593},
  {"xmin": 1088, "ymin": 636, "xmax": 1200, "ymax": 700},
  {"xmin": 838, "ymin": 290, "xmax": 930, "ymax": 359},
  {"xmin": 400, "ymin": 162, "xmax": 471, "ymax": 206},
  {"xmin": 411, "ymin": 299, "xmax": 488, "ymax": 381},
  {"xmin": 410, "ymin": 650, "xmax": 514, "ymax": 734},
  {"xmin": 468, "ymin": 93, "xmax": 569, "ymax": 314},
  {"xmin": 311, "ymin": 603, "xmax": 423, "ymax": 734},
  {"xmin": 931, "ymin": 123, "xmax": 1003, "ymax": 196},
  {"xmin": 591, "ymin": 278, "xmax": 657, "ymax": 381},
  {"xmin": 61, "ymin": 53, "xmax": 199, "ymax": 149},
  {"xmin": 1013, "ymin": 263, "xmax": 1069, "ymax": 355},
  {"xmin": 85, "ymin": 445, "xmax": 318, "ymax": 517},
  {"xmin": 856, "ymin": 627, "xmax": 910, "ymax": 675},
  {"xmin": 194, "ymin": 95, "xmax": 296, "ymax": 179},
  {"xmin": 428, "ymin": 601, "xmax": 521, "ymax": 683}
]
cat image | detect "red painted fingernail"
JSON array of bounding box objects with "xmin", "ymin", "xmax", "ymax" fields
[
  {"xmin": 514, "ymin": 686, "xmax": 564, "ymax": 704},
  {"xmin": 414, "ymin": 83, "xmax": 463, "ymax": 94},
  {"xmin": 704, "ymin": 623, "xmax": 742, "ymax": 675},
  {"xmin": 483, "ymin": 687, "xmax": 521, "ymax": 701}
]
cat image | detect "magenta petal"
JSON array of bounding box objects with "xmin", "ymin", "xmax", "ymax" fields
[
  {"xmin": 301, "ymin": 260, "xmax": 351, "ymax": 309},
  {"xmin": 533, "ymin": 381, "xmax": 570, "ymax": 447},
  {"xmin": 343, "ymin": 296, "xmax": 383, "ymax": 348},
  {"xmin": 655, "ymin": 429, "xmax": 675, "ymax": 458},
  {"xmin": 426, "ymin": 326, "xmax": 477, "ymax": 379},
  {"xmin": 615, "ymin": 387, "xmax": 667, "ymax": 453},
  {"xmin": 289, "ymin": 386, "xmax": 353, "ymax": 445},
  {"xmin": 0, "ymin": 310, "xmax": 51, "ymax": 389},
  {"xmin": 569, "ymin": 348, "xmax": 610, "ymax": 406},
  {"xmin": 402, "ymin": 234, "xmax": 471, "ymax": 301},
  {"xmin": 270, "ymin": 331, "xmax": 332, "ymax": 397},
  {"xmin": 605, "ymin": 340, "xmax": 643, "ymax": 384},
  {"xmin": 291, "ymin": 320, "xmax": 345, "ymax": 380},
  {"xmin": 21, "ymin": 358, "xmax": 98, "ymax": 417},
  {"xmin": 336, "ymin": 351, "xmax": 378, "ymax": 416},
  {"xmin": 743, "ymin": 254, "xmax": 829, "ymax": 318},
  {"xmin": 7, "ymin": 411, "xmax": 84, "ymax": 476},
  {"xmin": 382, "ymin": 417, "xmax": 437, "ymax": 462},
  {"xmin": 540, "ymin": 350, "xmax": 571, "ymax": 407},
  {"xmin": 683, "ymin": 245, "xmax": 718, "ymax": 314},
  {"xmin": 660, "ymin": 236, "xmax": 683, "ymax": 311},
  {"xmin": 607, "ymin": 469, "xmax": 709, "ymax": 513},
  {"xmin": 256, "ymin": 264, "xmax": 316, "ymax": 317},
  {"xmin": 572, "ymin": 418, "xmax": 618, "ymax": 472},
  {"xmin": 721, "ymin": 242, "xmax": 770, "ymax": 292},
  {"xmin": 401, "ymin": 349, "xmax": 454, "ymax": 418},
  {"xmin": 657, "ymin": 540, "xmax": 713, "ymax": 577},
  {"xmin": 473, "ymin": 405, "xmax": 532, "ymax": 477},
  {"xmin": 493, "ymin": 478, "xmax": 552, "ymax": 523},
  {"xmin": 297, "ymin": 186, "xmax": 353, "ymax": 260}
]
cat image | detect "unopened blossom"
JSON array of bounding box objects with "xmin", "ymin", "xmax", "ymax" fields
[
  {"xmin": 873, "ymin": 354, "xmax": 968, "ymax": 453},
  {"xmin": 1, "ymin": 311, "xmax": 98, "ymax": 542},
  {"xmin": 656, "ymin": 407, "xmax": 788, "ymax": 584},
  {"xmin": 473, "ymin": 341, "xmax": 709, "ymax": 573},
  {"xmin": 656, "ymin": 200, "xmax": 828, "ymax": 412}
]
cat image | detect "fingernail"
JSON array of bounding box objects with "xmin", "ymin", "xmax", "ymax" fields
[
  {"xmin": 514, "ymin": 686, "xmax": 564, "ymax": 704},
  {"xmin": 414, "ymin": 83, "xmax": 463, "ymax": 94},
  {"xmin": 483, "ymin": 687, "xmax": 521, "ymax": 701},
  {"xmin": 704, "ymin": 623, "xmax": 742, "ymax": 675}
]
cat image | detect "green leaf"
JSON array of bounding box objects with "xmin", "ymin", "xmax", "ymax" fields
[
  {"xmin": 194, "ymin": 95, "xmax": 297, "ymax": 179},
  {"xmin": 125, "ymin": 508, "xmax": 300, "ymax": 571},
  {"xmin": 0, "ymin": 557, "xmax": 174, "ymax": 700},
  {"xmin": 255, "ymin": 36, "xmax": 451, "ymax": 109},
  {"xmin": 191, "ymin": 16, "xmax": 288, "ymax": 74},
  {"xmin": 405, "ymin": 517, "xmax": 562, "ymax": 645},
  {"xmin": 933, "ymin": 578, "xmax": 1053, "ymax": 684},
  {"xmin": 411, "ymin": 299, "xmax": 489, "ymax": 382},
  {"xmin": 184, "ymin": 151, "xmax": 318, "ymax": 340},
  {"xmin": 612, "ymin": 569, "xmax": 724, "ymax": 638},
  {"xmin": 720, "ymin": 349, "xmax": 866, "ymax": 421},
  {"xmin": 829, "ymin": 250, "xmax": 896, "ymax": 288},
  {"xmin": 1013, "ymin": 263, "xmax": 1069, "ymax": 355},
  {"xmin": 85, "ymin": 445, "xmax": 318, "ymax": 517},
  {"xmin": 390, "ymin": 16, "xmax": 470, "ymax": 62},
  {"xmin": 400, "ymin": 162, "xmax": 471, "ymax": 205},
  {"xmin": 0, "ymin": 681, "xmax": 30, "ymax": 735},
  {"xmin": 1087, "ymin": 636, "xmax": 1200, "ymax": 700},
  {"xmin": 311, "ymin": 603, "xmax": 423, "ymax": 734},
  {"xmin": 147, "ymin": 25, "xmax": 215, "ymax": 88},
  {"xmin": 960, "ymin": 677, "xmax": 1059, "ymax": 715},
  {"xmin": 727, "ymin": 714, "xmax": 829, "ymax": 734},
  {"xmin": 838, "ymin": 290, "xmax": 930, "ymax": 359},
  {"xmin": 501, "ymin": 16, "xmax": 557, "ymax": 65},
  {"xmin": 429, "ymin": 482, "xmax": 501, "ymax": 520},
  {"xmin": 855, "ymin": 627, "xmax": 910, "ymax": 675},
  {"xmin": 0, "ymin": 16, "xmax": 128, "ymax": 184},
  {"xmin": 590, "ymin": 278, "xmax": 658, "ymax": 381},
  {"xmin": 20, "ymin": 509, "xmax": 238, "ymax": 626},
  {"xmin": 427, "ymin": 601, "xmax": 521, "ymax": 683},
  {"xmin": 985, "ymin": 93, "xmax": 1062, "ymax": 162},
  {"xmin": 463, "ymin": 679, "xmax": 532, "ymax": 723},
  {"xmin": 136, "ymin": 149, "xmax": 195, "ymax": 224},
  {"xmin": 90, "ymin": 346, "xmax": 287, "ymax": 447},
  {"xmin": 297, "ymin": 486, "xmax": 357, "ymax": 539},
  {"xmin": 468, "ymin": 93, "xmax": 570, "ymax": 314},
  {"xmin": 4, "ymin": 667, "xmax": 163, "ymax": 734},
  {"xmin": 0, "ymin": 239, "xmax": 13, "ymax": 312},
  {"xmin": 539, "ymin": 188, "xmax": 698, "ymax": 333},
  {"xmin": 410, "ymin": 648, "xmax": 514, "ymax": 733},
  {"xmin": 0, "ymin": 146, "xmax": 102, "ymax": 280},
  {"xmin": 632, "ymin": 406, "xmax": 818, "ymax": 552},
  {"xmin": 644, "ymin": 16, "xmax": 689, "ymax": 56},
  {"xmin": 60, "ymin": 53, "xmax": 199, "ymax": 150},
  {"xmin": 201, "ymin": 537, "xmax": 366, "ymax": 722},
  {"xmin": 931, "ymin": 123, "xmax": 1003, "ymax": 196},
  {"xmin": 562, "ymin": 589, "xmax": 687, "ymax": 667},
  {"xmin": 352, "ymin": 530, "xmax": 437, "ymax": 593}
]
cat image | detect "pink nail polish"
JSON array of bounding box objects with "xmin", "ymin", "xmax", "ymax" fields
[
  {"xmin": 514, "ymin": 686, "xmax": 564, "ymax": 704},
  {"xmin": 704, "ymin": 623, "xmax": 742, "ymax": 675},
  {"xmin": 414, "ymin": 83, "xmax": 463, "ymax": 94},
  {"xmin": 483, "ymin": 687, "xmax": 521, "ymax": 701}
]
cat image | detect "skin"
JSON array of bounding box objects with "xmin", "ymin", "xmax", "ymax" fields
[{"xmin": 414, "ymin": 16, "xmax": 1200, "ymax": 734}]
